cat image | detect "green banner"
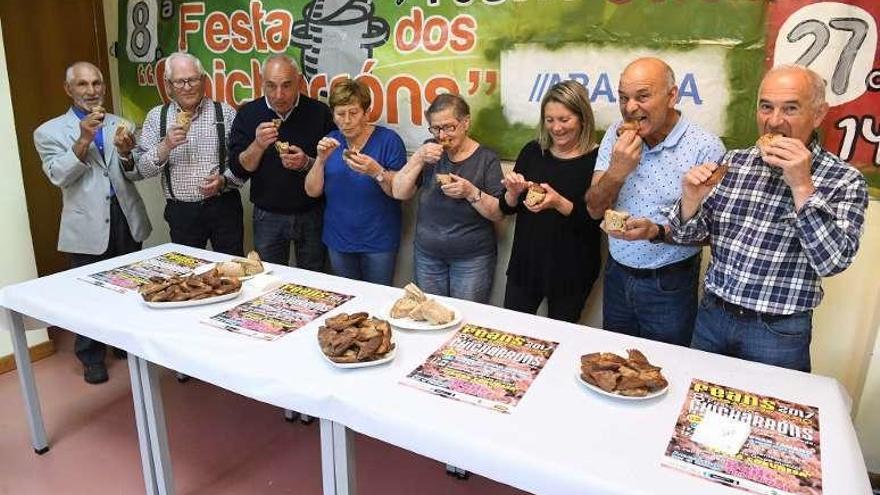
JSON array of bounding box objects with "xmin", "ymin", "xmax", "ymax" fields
[{"xmin": 118, "ymin": 0, "xmax": 766, "ymax": 158}]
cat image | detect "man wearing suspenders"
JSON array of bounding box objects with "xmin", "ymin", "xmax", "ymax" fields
[{"xmin": 136, "ymin": 52, "xmax": 244, "ymax": 255}]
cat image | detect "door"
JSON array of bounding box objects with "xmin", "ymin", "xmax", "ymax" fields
[{"xmin": 0, "ymin": 0, "xmax": 113, "ymax": 276}]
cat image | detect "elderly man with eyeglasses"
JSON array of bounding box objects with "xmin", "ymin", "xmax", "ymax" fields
[{"xmin": 135, "ymin": 51, "xmax": 244, "ymax": 255}]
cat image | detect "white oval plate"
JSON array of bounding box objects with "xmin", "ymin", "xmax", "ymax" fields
[
  {"xmin": 194, "ymin": 262, "xmax": 272, "ymax": 281},
  {"xmin": 382, "ymin": 303, "xmax": 462, "ymax": 331},
  {"xmin": 320, "ymin": 345, "xmax": 396, "ymax": 368},
  {"xmin": 576, "ymin": 372, "xmax": 668, "ymax": 401},
  {"xmin": 141, "ymin": 288, "xmax": 242, "ymax": 309}
]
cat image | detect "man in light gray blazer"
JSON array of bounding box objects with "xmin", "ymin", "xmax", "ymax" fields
[{"xmin": 34, "ymin": 61, "xmax": 152, "ymax": 384}]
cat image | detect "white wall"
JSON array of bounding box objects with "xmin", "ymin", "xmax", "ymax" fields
[
  {"xmin": 856, "ymin": 309, "xmax": 880, "ymax": 473},
  {"xmin": 0, "ymin": 20, "xmax": 50, "ymax": 355},
  {"xmin": 103, "ymin": 1, "xmax": 876, "ymax": 469}
]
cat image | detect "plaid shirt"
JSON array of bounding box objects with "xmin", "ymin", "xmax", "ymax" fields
[
  {"xmin": 136, "ymin": 98, "xmax": 242, "ymax": 201},
  {"xmin": 668, "ymin": 140, "xmax": 868, "ymax": 315}
]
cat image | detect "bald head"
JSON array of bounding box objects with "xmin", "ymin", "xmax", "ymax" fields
[
  {"xmin": 262, "ymin": 55, "xmax": 301, "ymax": 114},
  {"xmin": 622, "ymin": 57, "xmax": 675, "ymax": 91},
  {"xmin": 761, "ymin": 64, "xmax": 826, "ymax": 110}
]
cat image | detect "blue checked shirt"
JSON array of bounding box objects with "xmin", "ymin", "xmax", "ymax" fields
[{"xmin": 668, "ymin": 140, "xmax": 868, "ymax": 315}]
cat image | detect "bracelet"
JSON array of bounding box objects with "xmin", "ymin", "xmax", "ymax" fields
[{"xmin": 468, "ymin": 189, "xmax": 482, "ymax": 204}]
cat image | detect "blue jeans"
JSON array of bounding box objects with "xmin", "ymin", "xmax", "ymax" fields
[
  {"xmin": 692, "ymin": 293, "xmax": 812, "ymax": 372},
  {"xmin": 602, "ymin": 255, "xmax": 699, "ymax": 346},
  {"xmin": 253, "ymin": 206, "xmax": 326, "ymax": 271},
  {"xmin": 328, "ymin": 249, "xmax": 397, "ymax": 286},
  {"xmin": 414, "ymin": 246, "xmax": 496, "ymax": 303}
]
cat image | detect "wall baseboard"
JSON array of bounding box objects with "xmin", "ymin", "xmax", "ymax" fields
[{"xmin": 0, "ymin": 339, "xmax": 55, "ymax": 374}]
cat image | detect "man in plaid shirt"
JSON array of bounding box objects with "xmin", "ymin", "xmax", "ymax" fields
[
  {"xmin": 136, "ymin": 52, "xmax": 244, "ymax": 255},
  {"xmin": 668, "ymin": 65, "xmax": 868, "ymax": 372}
]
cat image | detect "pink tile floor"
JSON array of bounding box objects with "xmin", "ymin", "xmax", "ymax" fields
[{"xmin": 0, "ymin": 330, "xmax": 529, "ymax": 495}]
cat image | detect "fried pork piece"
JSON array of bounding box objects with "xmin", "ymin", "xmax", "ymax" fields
[
  {"xmin": 391, "ymin": 297, "xmax": 418, "ymax": 318},
  {"xmin": 590, "ymin": 370, "xmax": 619, "ymax": 392},
  {"xmin": 617, "ymin": 375, "xmax": 648, "ymax": 391},
  {"xmin": 616, "ymin": 120, "xmax": 638, "ymax": 136},
  {"xmin": 619, "ymin": 387, "xmax": 649, "ymax": 397},
  {"xmin": 523, "ymin": 184, "xmax": 546, "ymax": 207},
  {"xmin": 435, "ymin": 173, "xmax": 453, "ymax": 186},
  {"xmin": 317, "ymin": 314, "xmax": 395, "ymax": 363},
  {"xmin": 138, "ymin": 269, "xmax": 240, "ymax": 303},
  {"xmin": 640, "ymin": 370, "xmax": 668, "ymax": 391},
  {"xmin": 420, "ymin": 299, "xmax": 455, "ymax": 325},
  {"xmin": 580, "ymin": 349, "xmax": 667, "ymax": 396},
  {"xmin": 604, "ymin": 209, "xmax": 630, "ymax": 232},
  {"xmin": 756, "ymin": 132, "xmax": 781, "ymax": 150},
  {"xmin": 626, "ymin": 349, "xmax": 648, "ymax": 364},
  {"xmin": 403, "ymin": 283, "xmax": 427, "ymax": 302},
  {"xmin": 704, "ymin": 163, "xmax": 729, "ymax": 187}
]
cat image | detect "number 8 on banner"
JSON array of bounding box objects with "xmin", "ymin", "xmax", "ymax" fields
[
  {"xmin": 773, "ymin": 2, "xmax": 877, "ymax": 107},
  {"xmin": 126, "ymin": 0, "xmax": 158, "ymax": 63}
]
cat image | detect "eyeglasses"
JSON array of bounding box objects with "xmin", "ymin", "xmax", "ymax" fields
[
  {"xmin": 427, "ymin": 122, "xmax": 460, "ymax": 136},
  {"xmin": 169, "ymin": 77, "xmax": 202, "ymax": 89}
]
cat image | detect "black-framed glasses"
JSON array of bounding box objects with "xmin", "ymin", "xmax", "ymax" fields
[
  {"xmin": 169, "ymin": 77, "xmax": 202, "ymax": 89},
  {"xmin": 427, "ymin": 122, "xmax": 460, "ymax": 136}
]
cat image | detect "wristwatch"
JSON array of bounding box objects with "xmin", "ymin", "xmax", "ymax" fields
[
  {"xmin": 373, "ymin": 168, "xmax": 386, "ymax": 183},
  {"xmin": 649, "ymin": 223, "xmax": 667, "ymax": 244},
  {"xmin": 468, "ymin": 189, "xmax": 482, "ymax": 204}
]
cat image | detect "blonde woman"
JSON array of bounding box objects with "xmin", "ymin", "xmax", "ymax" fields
[{"xmin": 496, "ymin": 80, "xmax": 602, "ymax": 322}]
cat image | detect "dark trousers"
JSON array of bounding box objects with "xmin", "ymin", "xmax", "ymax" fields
[
  {"xmin": 503, "ymin": 281, "xmax": 591, "ymax": 323},
  {"xmin": 67, "ymin": 197, "xmax": 142, "ymax": 366},
  {"xmin": 252, "ymin": 205, "xmax": 327, "ymax": 270},
  {"xmin": 164, "ymin": 190, "xmax": 244, "ymax": 256},
  {"xmin": 602, "ymin": 255, "xmax": 700, "ymax": 346}
]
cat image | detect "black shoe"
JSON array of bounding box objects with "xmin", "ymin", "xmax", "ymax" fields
[
  {"xmin": 112, "ymin": 348, "xmax": 127, "ymax": 359},
  {"xmin": 84, "ymin": 363, "xmax": 108, "ymax": 384}
]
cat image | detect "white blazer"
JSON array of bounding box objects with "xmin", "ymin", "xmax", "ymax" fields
[{"xmin": 34, "ymin": 108, "xmax": 152, "ymax": 255}]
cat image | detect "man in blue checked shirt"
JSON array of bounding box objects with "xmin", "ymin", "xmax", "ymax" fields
[
  {"xmin": 587, "ymin": 57, "xmax": 725, "ymax": 346},
  {"xmin": 669, "ymin": 64, "xmax": 868, "ymax": 372}
]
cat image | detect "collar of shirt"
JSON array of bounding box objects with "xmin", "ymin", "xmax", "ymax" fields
[
  {"xmin": 643, "ymin": 112, "xmax": 688, "ymax": 155},
  {"xmin": 265, "ymin": 95, "xmax": 298, "ymax": 121},
  {"xmin": 71, "ymin": 105, "xmax": 90, "ymax": 120}
]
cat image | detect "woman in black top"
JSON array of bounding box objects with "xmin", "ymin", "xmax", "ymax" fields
[{"xmin": 495, "ymin": 80, "xmax": 602, "ymax": 322}]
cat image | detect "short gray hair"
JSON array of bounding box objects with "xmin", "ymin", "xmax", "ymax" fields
[
  {"xmin": 65, "ymin": 62, "xmax": 103, "ymax": 83},
  {"xmin": 164, "ymin": 52, "xmax": 206, "ymax": 81},
  {"xmin": 763, "ymin": 64, "xmax": 826, "ymax": 109},
  {"xmin": 260, "ymin": 54, "xmax": 300, "ymax": 78},
  {"xmin": 425, "ymin": 93, "xmax": 470, "ymax": 121}
]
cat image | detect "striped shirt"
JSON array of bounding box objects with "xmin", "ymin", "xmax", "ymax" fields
[
  {"xmin": 136, "ymin": 98, "xmax": 242, "ymax": 201},
  {"xmin": 668, "ymin": 140, "xmax": 868, "ymax": 315}
]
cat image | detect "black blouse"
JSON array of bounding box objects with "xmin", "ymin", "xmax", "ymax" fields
[{"xmin": 499, "ymin": 141, "xmax": 601, "ymax": 297}]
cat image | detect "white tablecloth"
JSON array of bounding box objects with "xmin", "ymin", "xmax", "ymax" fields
[{"xmin": 0, "ymin": 244, "xmax": 870, "ymax": 495}]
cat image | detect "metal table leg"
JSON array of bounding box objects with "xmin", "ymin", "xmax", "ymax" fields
[
  {"xmin": 128, "ymin": 355, "xmax": 158, "ymax": 495},
  {"xmin": 4, "ymin": 308, "xmax": 49, "ymax": 454},
  {"xmin": 320, "ymin": 419, "xmax": 356, "ymax": 495},
  {"xmin": 138, "ymin": 357, "xmax": 175, "ymax": 495}
]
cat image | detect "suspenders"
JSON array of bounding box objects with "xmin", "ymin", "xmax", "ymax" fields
[{"xmin": 158, "ymin": 101, "xmax": 226, "ymax": 200}]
